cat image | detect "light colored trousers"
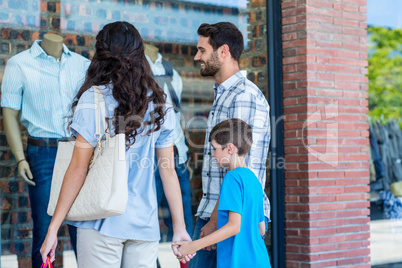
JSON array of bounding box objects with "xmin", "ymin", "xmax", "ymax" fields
[{"xmin": 77, "ymin": 228, "xmax": 158, "ymax": 268}]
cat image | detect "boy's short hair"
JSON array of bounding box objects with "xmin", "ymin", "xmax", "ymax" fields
[
  {"xmin": 209, "ymin": 118, "xmax": 252, "ymax": 156},
  {"xmin": 197, "ymin": 22, "xmax": 244, "ymax": 62}
]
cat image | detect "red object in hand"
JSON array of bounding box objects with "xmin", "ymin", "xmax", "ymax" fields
[
  {"xmin": 180, "ymin": 262, "xmax": 189, "ymax": 268},
  {"xmin": 40, "ymin": 257, "xmax": 53, "ymax": 268}
]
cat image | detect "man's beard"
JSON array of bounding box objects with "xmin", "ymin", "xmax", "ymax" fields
[{"xmin": 200, "ymin": 51, "xmax": 221, "ymax": 77}]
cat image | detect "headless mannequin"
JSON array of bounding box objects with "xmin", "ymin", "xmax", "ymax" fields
[
  {"xmin": 2, "ymin": 33, "xmax": 64, "ymax": 186},
  {"xmin": 144, "ymin": 43, "xmax": 159, "ymax": 64}
]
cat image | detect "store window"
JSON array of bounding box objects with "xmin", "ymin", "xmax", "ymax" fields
[
  {"xmin": 0, "ymin": 0, "xmax": 271, "ymax": 267},
  {"xmin": 366, "ymin": 0, "xmax": 402, "ymax": 267}
]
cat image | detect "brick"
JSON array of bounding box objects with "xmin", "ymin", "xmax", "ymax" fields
[
  {"xmin": 282, "ymin": 7, "xmax": 311, "ymax": 17},
  {"xmin": 282, "ymin": 16, "xmax": 297, "ymax": 25},
  {"xmin": 334, "ymin": 3, "xmax": 359, "ymax": 12},
  {"xmin": 319, "ymin": 203, "xmax": 345, "ymax": 211},
  {"xmin": 306, "ymin": 14, "xmax": 333, "ymax": 24},
  {"xmin": 283, "ymin": 39, "xmax": 307, "ymax": 49},
  {"xmin": 282, "ymin": 32, "xmax": 298, "ymax": 41},
  {"xmin": 319, "ymin": 251, "xmax": 345, "ymax": 260},
  {"xmin": 305, "ymin": 0, "xmax": 333, "ymax": 8},
  {"xmin": 343, "ymin": 11, "xmax": 367, "ymax": 21},
  {"xmin": 337, "ymin": 241, "xmax": 364, "ymax": 250},
  {"xmin": 317, "ymin": 186, "xmax": 344, "ymax": 194},
  {"xmin": 338, "ymin": 209, "xmax": 370, "ymax": 218},
  {"xmin": 282, "ymin": 0, "xmax": 297, "ymax": 9},
  {"xmin": 345, "ymin": 201, "xmax": 370, "ymax": 209}
]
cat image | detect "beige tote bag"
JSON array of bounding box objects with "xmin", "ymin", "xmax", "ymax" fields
[{"xmin": 48, "ymin": 86, "xmax": 128, "ymax": 221}]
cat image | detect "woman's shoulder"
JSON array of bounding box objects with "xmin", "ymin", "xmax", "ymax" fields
[{"xmin": 80, "ymin": 85, "xmax": 113, "ymax": 102}]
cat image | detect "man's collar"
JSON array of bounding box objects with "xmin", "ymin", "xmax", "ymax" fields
[
  {"xmin": 214, "ymin": 71, "xmax": 245, "ymax": 93},
  {"xmin": 30, "ymin": 40, "xmax": 71, "ymax": 58}
]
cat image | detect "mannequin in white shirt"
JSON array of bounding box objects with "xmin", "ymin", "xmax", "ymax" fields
[
  {"xmin": 3, "ymin": 33, "xmax": 63, "ymax": 186},
  {"xmin": 145, "ymin": 44, "xmax": 193, "ymax": 268}
]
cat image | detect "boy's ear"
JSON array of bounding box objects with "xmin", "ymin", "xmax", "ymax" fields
[{"xmin": 227, "ymin": 143, "xmax": 237, "ymax": 155}]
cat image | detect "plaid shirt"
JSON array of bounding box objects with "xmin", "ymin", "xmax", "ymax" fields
[{"xmin": 196, "ymin": 72, "xmax": 271, "ymax": 220}]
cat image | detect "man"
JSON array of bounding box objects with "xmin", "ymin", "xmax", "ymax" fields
[{"xmin": 189, "ymin": 22, "xmax": 271, "ymax": 268}]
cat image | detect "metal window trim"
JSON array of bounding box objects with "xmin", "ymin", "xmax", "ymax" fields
[{"xmin": 267, "ymin": 0, "xmax": 286, "ymax": 267}]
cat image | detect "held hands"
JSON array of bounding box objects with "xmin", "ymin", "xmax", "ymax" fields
[
  {"xmin": 172, "ymin": 241, "xmax": 197, "ymax": 263},
  {"xmin": 171, "ymin": 230, "xmax": 196, "ymax": 264},
  {"xmin": 18, "ymin": 160, "xmax": 35, "ymax": 186}
]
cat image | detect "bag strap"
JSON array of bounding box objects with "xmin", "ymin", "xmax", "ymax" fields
[
  {"xmin": 40, "ymin": 257, "xmax": 53, "ymax": 268},
  {"xmin": 93, "ymin": 86, "xmax": 110, "ymax": 141}
]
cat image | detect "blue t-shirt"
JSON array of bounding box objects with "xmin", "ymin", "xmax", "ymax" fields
[
  {"xmin": 217, "ymin": 167, "xmax": 270, "ymax": 268},
  {"xmin": 67, "ymin": 85, "xmax": 175, "ymax": 241}
]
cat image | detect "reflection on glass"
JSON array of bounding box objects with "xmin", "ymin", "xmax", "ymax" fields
[{"xmin": 0, "ymin": 0, "xmax": 271, "ymax": 266}]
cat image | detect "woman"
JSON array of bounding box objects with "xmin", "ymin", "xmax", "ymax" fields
[{"xmin": 40, "ymin": 21, "xmax": 192, "ymax": 267}]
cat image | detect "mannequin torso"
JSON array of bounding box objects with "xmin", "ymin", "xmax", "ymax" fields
[{"xmin": 2, "ymin": 33, "xmax": 73, "ymax": 184}]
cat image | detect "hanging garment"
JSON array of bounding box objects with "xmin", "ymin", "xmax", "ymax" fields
[
  {"xmin": 379, "ymin": 191, "xmax": 402, "ymax": 219},
  {"xmin": 369, "ymin": 124, "xmax": 385, "ymax": 181},
  {"xmin": 146, "ymin": 54, "xmax": 189, "ymax": 165},
  {"xmin": 386, "ymin": 120, "xmax": 402, "ymax": 182},
  {"xmin": 373, "ymin": 121, "xmax": 393, "ymax": 190}
]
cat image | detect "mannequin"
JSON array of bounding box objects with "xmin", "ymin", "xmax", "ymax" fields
[
  {"xmin": 1, "ymin": 33, "xmax": 90, "ymax": 267},
  {"xmin": 145, "ymin": 44, "xmax": 192, "ymax": 268},
  {"xmin": 3, "ymin": 34, "xmax": 64, "ymax": 186},
  {"xmin": 145, "ymin": 43, "xmax": 159, "ymax": 63}
]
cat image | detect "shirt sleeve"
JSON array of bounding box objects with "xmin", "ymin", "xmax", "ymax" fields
[
  {"xmin": 218, "ymin": 172, "xmax": 243, "ymax": 215},
  {"xmin": 69, "ymin": 88, "xmax": 102, "ymax": 147},
  {"xmin": 228, "ymin": 92, "xmax": 270, "ymax": 183},
  {"xmin": 155, "ymin": 106, "xmax": 176, "ymax": 149},
  {"xmin": 0, "ymin": 58, "xmax": 23, "ymax": 110}
]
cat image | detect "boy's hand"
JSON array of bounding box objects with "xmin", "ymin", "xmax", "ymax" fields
[{"xmin": 172, "ymin": 241, "xmax": 197, "ymax": 263}]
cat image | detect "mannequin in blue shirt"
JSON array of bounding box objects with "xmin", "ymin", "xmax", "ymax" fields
[{"xmin": 2, "ymin": 33, "xmax": 89, "ymax": 267}]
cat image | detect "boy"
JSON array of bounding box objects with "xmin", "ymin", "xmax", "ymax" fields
[{"xmin": 173, "ymin": 119, "xmax": 271, "ymax": 268}]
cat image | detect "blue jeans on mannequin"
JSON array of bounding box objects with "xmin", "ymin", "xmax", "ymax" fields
[
  {"xmin": 26, "ymin": 143, "xmax": 77, "ymax": 267},
  {"xmin": 154, "ymin": 159, "xmax": 193, "ymax": 240}
]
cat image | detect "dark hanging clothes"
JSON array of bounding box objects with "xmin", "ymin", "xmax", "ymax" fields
[
  {"xmin": 386, "ymin": 120, "xmax": 402, "ymax": 183},
  {"xmin": 369, "ymin": 124, "xmax": 385, "ymax": 181},
  {"xmin": 373, "ymin": 121, "xmax": 393, "ymax": 190}
]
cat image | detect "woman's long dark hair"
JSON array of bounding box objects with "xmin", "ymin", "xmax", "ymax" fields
[{"xmin": 70, "ymin": 21, "xmax": 166, "ymax": 146}]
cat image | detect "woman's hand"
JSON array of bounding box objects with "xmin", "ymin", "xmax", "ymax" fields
[
  {"xmin": 172, "ymin": 231, "xmax": 196, "ymax": 263},
  {"xmin": 40, "ymin": 228, "xmax": 58, "ymax": 263}
]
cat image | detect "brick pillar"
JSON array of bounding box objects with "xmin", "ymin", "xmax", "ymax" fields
[{"xmin": 281, "ymin": 0, "xmax": 370, "ymax": 267}]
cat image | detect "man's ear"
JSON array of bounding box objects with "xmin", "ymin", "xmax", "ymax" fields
[{"xmin": 219, "ymin": 44, "xmax": 230, "ymax": 58}]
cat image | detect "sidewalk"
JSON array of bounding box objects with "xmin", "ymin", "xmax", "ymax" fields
[
  {"xmin": 0, "ymin": 242, "xmax": 180, "ymax": 268},
  {"xmin": 369, "ymin": 219, "xmax": 402, "ymax": 266},
  {"xmin": 2, "ymin": 220, "xmax": 402, "ymax": 267}
]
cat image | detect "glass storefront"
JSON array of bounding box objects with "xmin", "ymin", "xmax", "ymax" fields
[
  {"xmin": 0, "ymin": 0, "xmax": 272, "ymax": 267},
  {"xmin": 366, "ymin": 1, "xmax": 402, "ymax": 267}
]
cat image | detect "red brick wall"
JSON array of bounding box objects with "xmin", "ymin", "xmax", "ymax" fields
[{"xmin": 281, "ymin": 0, "xmax": 370, "ymax": 267}]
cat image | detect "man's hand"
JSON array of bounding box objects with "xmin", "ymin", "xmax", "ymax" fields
[
  {"xmin": 18, "ymin": 160, "xmax": 35, "ymax": 186},
  {"xmin": 200, "ymin": 218, "xmax": 217, "ymax": 251}
]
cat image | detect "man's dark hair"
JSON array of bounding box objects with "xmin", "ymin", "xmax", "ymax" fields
[
  {"xmin": 209, "ymin": 118, "xmax": 252, "ymax": 156},
  {"xmin": 197, "ymin": 22, "xmax": 244, "ymax": 62}
]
